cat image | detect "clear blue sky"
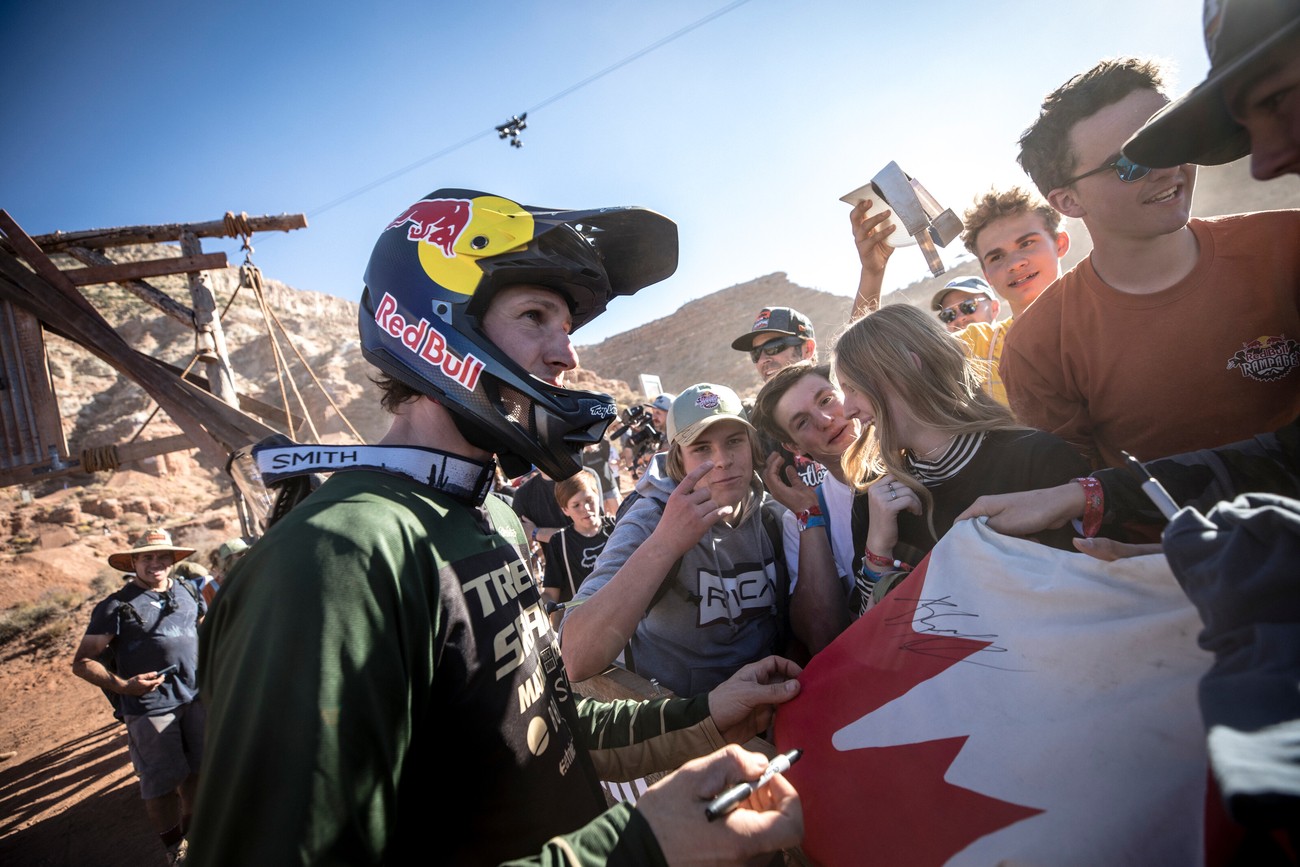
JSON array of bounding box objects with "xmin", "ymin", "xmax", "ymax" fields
[{"xmin": 1, "ymin": 0, "xmax": 1208, "ymax": 345}]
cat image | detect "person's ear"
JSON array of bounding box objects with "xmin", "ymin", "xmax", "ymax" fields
[
  {"xmin": 1054, "ymin": 230, "xmax": 1071, "ymax": 258},
  {"xmin": 803, "ymin": 339, "xmax": 817, "ymax": 360},
  {"xmin": 1047, "ymin": 187, "xmax": 1085, "ymax": 220},
  {"xmin": 988, "ymin": 298, "xmax": 1001, "ymax": 319}
]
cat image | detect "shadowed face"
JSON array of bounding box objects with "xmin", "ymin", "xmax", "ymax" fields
[{"xmin": 1225, "ymin": 43, "xmax": 1300, "ymax": 180}]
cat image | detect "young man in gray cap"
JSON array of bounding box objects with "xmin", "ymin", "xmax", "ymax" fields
[{"xmin": 731, "ymin": 306, "xmax": 817, "ymax": 383}]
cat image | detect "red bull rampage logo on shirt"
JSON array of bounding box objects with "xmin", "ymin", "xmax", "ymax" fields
[
  {"xmin": 1226, "ymin": 334, "xmax": 1300, "ymax": 383},
  {"xmin": 373, "ymin": 292, "xmax": 485, "ymax": 391}
]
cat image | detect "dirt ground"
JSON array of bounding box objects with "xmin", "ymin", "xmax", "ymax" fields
[
  {"xmin": 0, "ymin": 466, "xmax": 236, "ymax": 867},
  {"xmin": 0, "ymin": 623, "xmax": 161, "ymax": 867}
]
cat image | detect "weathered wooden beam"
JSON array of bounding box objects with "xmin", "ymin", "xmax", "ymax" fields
[
  {"xmin": 61, "ymin": 251, "xmax": 227, "ymax": 286},
  {"xmin": 182, "ymin": 231, "xmax": 239, "ymax": 408},
  {"xmin": 24, "ymin": 213, "xmax": 307, "ymax": 253},
  {"xmin": 0, "ymin": 237, "xmax": 274, "ymax": 464},
  {"xmin": 63, "ymin": 246, "xmax": 195, "ymax": 326},
  {"xmin": 0, "ymin": 433, "xmax": 197, "ymax": 487}
]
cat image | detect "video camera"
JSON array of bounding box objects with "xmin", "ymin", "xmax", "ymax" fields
[{"xmin": 608, "ymin": 404, "xmax": 665, "ymax": 478}]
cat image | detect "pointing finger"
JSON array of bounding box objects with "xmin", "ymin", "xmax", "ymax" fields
[{"xmin": 677, "ymin": 459, "xmax": 714, "ymax": 493}]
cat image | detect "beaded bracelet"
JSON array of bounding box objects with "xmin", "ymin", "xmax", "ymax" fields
[
  {"xmin": 865, "ymin": 549, "xmax": 913, "ymax": 572},
  {"xmin": 1073, "ymin": 477, "xmax": 1104, "ymax": 538}
]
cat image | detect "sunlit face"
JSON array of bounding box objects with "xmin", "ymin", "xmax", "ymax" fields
[
  {"xmin": 934, "ymin": 290, "xmax": 997, "ymax": 332},
  {"xmin": 773, "ymin": 374, "xmax": 860, "ymax": 463},
  {"xmin": 132, "ymin": 551, "xmax": 173, "ymax": 585},
  {"xmin": 1055, "ymin": 89, "xmax": 1197, "ymax": 244},
  {"xmin": 1225, "ymin": 44, "xmax": 1300, "ymax": 181},
  {"xmin": 752, "ymin": 333, "xmax": 813, "ymax": 381},
  {"xmin": 680, "ymin": 419, "xmax": 754, "ymax": 508},
  {"xmin": 482, "ymin": 285, "xmax": 576, "ymax": 386},
  {"xmin": 974, "ymin": 211, "xmax": 1069, "ymax": 313},
  {"xmin": 561, "ymin": 487, "xmax": 601, "ymax": 534}
]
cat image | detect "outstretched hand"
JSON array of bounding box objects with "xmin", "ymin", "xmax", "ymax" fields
[
  {"xmin": 1072, "ymin": 537, "xmax": 1163, "ymax": 561},
  {"xmin": 655, "ymin": 461, "xmax": 731, "ymax": 558},
  {"xmin": 636, "ymin": 744, "xmax": 803, "ymax": 866},
  {"xmin": 955, "ymin": 482, "xmax": 1085, "ymax": 536},
  {"xmin": 708, "ymin": 655, "xmax": 802, "ymax": 744}
]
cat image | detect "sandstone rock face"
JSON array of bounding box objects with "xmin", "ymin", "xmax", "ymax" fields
[{"xmin": 40, "ymin": 504, "xmax": 81, "ymax": 525}]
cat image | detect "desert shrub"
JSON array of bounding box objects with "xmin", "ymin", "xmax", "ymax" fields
[{"xmin": 0, "ymin": 595, "xmax": 76, "ymax": 645}]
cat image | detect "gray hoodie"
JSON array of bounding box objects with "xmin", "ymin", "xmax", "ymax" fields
[{"xmin": 566, "ymin": 453, "xmax": 787, "ymax": 696}]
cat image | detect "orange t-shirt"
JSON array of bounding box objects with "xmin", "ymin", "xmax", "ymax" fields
[{"xmin": 1001, "ymin": 212, "xmax": 1300, "ymax": 469}]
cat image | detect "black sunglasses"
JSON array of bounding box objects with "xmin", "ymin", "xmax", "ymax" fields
[
  {"xmin": 749, "ymin": 336, "xmax": 804, "ymax": 363},
  {"xmin": 937, "ymin": 298, "xmax": 984, "ymax": 324},
  {"xmin": 1058, "ymin": 154, "xmax": 1152, "ymax": 188}
]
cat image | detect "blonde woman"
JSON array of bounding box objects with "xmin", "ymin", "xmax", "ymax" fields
[{"xmin": 833, "ymin": 304, "xmax": 1088, "ymax": 608}]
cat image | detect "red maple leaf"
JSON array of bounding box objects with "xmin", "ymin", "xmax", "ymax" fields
[{"xmin": 774, "ymin": 556, "xmax": 1042, "ymax": 866}]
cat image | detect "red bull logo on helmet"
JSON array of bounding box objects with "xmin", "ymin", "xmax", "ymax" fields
[
  {"xmin": 373, "ymin": 292, "xmax": 485, "ymax": 391},
  {"xmin": 385, "ymin": 198, "xmax": 472, "ymax": 258}
]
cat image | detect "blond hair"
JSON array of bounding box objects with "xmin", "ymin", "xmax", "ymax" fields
[
  {"xmin": 832, "ymin": 305, "xmax": 1024, "ymax": 537},
  {"xmin": 961, "ymin": 187, "xmax": 1061, "ymax": 257}
]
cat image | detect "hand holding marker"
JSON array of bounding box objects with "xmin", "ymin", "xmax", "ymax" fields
[{"xmin": 705, "ymin": 748, "xmax": 802, "ymax": 821}]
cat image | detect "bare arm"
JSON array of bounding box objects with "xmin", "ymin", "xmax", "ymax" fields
[
  {"xmin": 849, "ymin": 199, "xmax": 896, "ymax": 320},
  {"xmin": 71, "ymin": 633, "xmax": 162, "ymax": 696},
  {"xmin": 561, "ymin": 462, "xmax": 727, "ymax": 682},
  {"xmin": 762, "ymin": 454, "xmax": 847, "ymax": 654}
]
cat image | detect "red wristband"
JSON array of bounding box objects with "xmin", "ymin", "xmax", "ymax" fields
[
  {"xmin": 865, "ymin": 548, "xmax": 913, "ymax": 572},
  {"xmin": 1073, "ymin": 477, "xmax": 1103, "ymax": 538}
]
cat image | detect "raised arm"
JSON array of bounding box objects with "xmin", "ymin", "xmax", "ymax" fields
[
  {"xmin": 849, "ymin": 199, "xmax": 896, "ymax": 320},
  {"xmin": 561, "ymin": 461, "xmax": 728, "ymax": 682}
]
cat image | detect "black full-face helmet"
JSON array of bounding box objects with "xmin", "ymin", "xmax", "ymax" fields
[{"xmin": 360, "ymin": 189, "xmax": 678, "ymax": 479}]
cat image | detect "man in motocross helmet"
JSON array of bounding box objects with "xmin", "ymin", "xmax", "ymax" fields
[{"xmin": 190, "ymin": 189, "xmax": 803, "ymax": 866}]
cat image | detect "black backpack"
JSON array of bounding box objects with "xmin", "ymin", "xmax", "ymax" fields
[{"xmin": 95, "ymin": 578, "xmax": 201, "ymax": 722}]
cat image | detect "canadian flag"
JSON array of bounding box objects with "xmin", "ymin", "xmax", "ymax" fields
[{"xmin": 775, "ymin": 519, "xmax": 1221, "ymax": 866}]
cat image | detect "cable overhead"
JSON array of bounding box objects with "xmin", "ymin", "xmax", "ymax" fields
[{"xmin": 305, "ymin": 0, "xmax": 757, "ymax": 220}]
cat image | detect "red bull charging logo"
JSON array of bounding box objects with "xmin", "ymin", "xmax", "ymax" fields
[
  {"xmin": 385, "ymin": 198, "xmax": 472, "ymax": 258},
  {"xmin": 373, "ymin": 292, "xmax": 485, "ymax": 391}
]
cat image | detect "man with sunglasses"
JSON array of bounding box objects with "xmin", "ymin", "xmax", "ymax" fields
[
  {"xmin": 732, "ymin": 307, "xmax": 828, "ymax": 489},
  {"xmin": 1004, "ymin": 57, "xmax": 1300, "ymax": 470},
  {"xmin": 931, "ymin": 276, "xmax": 1000, "ymax": 333},
  {"xmin": 732, "ymin": 306, "xmax": 818, "ymax": 383}
]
